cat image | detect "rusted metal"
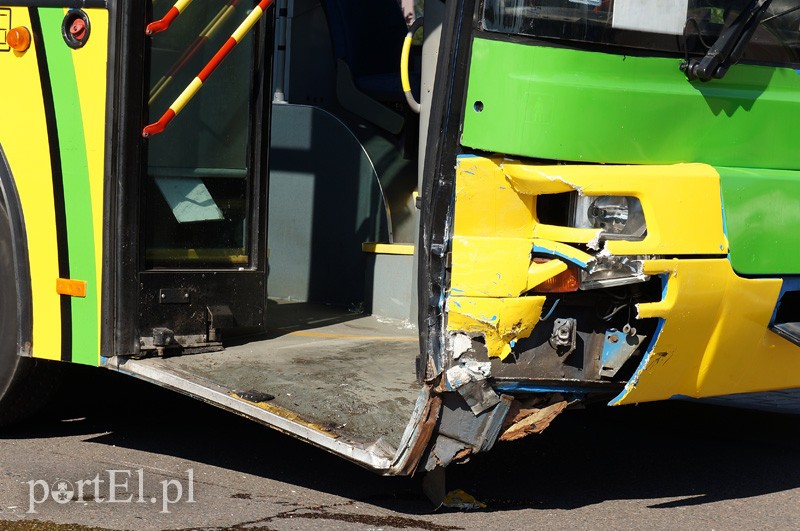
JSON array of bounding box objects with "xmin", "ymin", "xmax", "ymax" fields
[
  {"xmin": 398, "ymin": 393, "xmax": 442, "ymax": 476},
  {"xmin": 452, "ymin": 447, "xmax": 472, "ymax": 463}
]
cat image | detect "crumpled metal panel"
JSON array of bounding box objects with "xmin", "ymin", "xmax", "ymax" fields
[
  {"xmin": 447, "ymin": 296, "xmax": 545, "ymax": 360},
  {"xmin": 446, "ymin": 156, "xmax": 728, "ymax": 365},
  {"xmin": 423, "ymin": 393, "xmax": 513, "ymax": 471}
]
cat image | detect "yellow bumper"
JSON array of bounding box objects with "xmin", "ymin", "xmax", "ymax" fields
[{"xmin": 447, "ymin": 156, "xmax": 800, "ymax": 403}]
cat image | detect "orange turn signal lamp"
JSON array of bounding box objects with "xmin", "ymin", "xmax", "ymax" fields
[
  {"xmin": 532, "ymin": 264, "xmax": 581, "ymax": 293},
  {"xmin": 7, "ymin": 26, "xmax": 31, "ymax": 52},
  {"xmin": 56, "ymin": 278, "xmax": 87, "ymax": 298}
]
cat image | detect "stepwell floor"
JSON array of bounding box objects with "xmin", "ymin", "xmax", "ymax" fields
[{"xmin": 124, "ymin": 301, "xmax": 422, "ymax": 451}]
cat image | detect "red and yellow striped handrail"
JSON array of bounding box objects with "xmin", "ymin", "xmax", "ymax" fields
[
  {"xmin": 143, "ymin": 0, "xmax": 274, "ymax": 138},
  {"xmin": 147, "ymin": 0, "xmax": 195, "ymax": 36},
  {"xmin": 149, "ymin": 0, "xmax": 240, "ymax": 105}
]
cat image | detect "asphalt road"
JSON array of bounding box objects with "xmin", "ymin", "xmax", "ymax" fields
[{"xmin": 1, "ymin": 366, "xmax": 800, "ymax": 530}]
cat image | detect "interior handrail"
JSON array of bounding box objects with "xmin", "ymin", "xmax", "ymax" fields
[
  {"xmin": 400, "ymin": 17, "xmax": 423, "ymax": 114},
  {"xmin": 143, "ymin": 0, "xmax": 275, "ymax": 138},
  {"xmin": 149, "ymin": 0, "xmax": 240, "ymax": 105},
  {"xmin": 147, "ymin": 0, "xmax": 195, "ymax": 36}
]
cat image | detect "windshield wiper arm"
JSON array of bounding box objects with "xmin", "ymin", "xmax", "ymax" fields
[{"xmin": 681, "ymin": 0, "xmax": 774, "ymax": 82}]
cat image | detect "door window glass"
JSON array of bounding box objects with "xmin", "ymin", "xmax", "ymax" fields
[{"xmin": 145, "ymin": 1, "xmax": 257, "ymax": 268}]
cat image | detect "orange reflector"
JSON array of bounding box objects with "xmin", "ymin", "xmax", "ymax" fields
[
  {"xmin": 7, "ymin": 26, "xmax": 31, "ymax": 52},
  {"xmin": 56, "ymin": 278, "xmax": 87, "ymax": 298},
  {"xmin": 532, "ymin": 266, "xmax": 580, "ymax": 293}
]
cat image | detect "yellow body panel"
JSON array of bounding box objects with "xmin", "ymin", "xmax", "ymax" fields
[
  {"xmin": 527, "ymin": 259, "xmax": 568, "ymax": 290},
  {"xmin": 453, "ymin": 157, "xmax": 534, "ymax": 238},
  {"xmin": 450, "ymin": 236, "xmax": 534, "ymax": 297},
  {"xmin": 613, "ymin": 259, "xmax": 800, "ymax": 404},
  {"xmin": 0, "ymin": 7, "xmax": 61, "ymax": 359},
  {"xmin": 448, "ymin": 158, "xmax": 562, "ymax": 357},
  {"xmin": 503, "ymin": 162, "xmax": 728, "ymax": 255},
  {"xmin": 1, "ymin": 8, "xmax": 108, "ymax": 363},
  {"xmin": 531, "ymin": 239, "xmax": 594, "ymax": 268},
  {"xmin": 447, "ymin": 296, "xmax": 546, "ymax": 360}
]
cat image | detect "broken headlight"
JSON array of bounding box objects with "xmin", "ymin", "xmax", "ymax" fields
[
  {"xmin": 580, "ymin": 255, "xmax": 650, "ymax": 290},
  {"xmin": 571, "ymin": 195, "xmax": 646, "ymax": 240}
]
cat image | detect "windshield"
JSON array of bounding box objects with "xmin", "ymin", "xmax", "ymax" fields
[{"xmin": 482, "ymin": 0, "xmax": 800, "ymax": 68}]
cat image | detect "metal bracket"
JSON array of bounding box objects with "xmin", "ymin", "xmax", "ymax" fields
[
  {"xmin": 159, "ymin": 288, "xmax": 190, "ymax": 304},
  {"xmin": 599, "ymin": 328, "xmax": 644, "ymax": 378},
  {"xmin": 550, "ymin": 318, "xmax": 577, "ymax": 357},
  {"xmin": 207, "ymin": 305, "xmax": 234, "ymax": 342}
]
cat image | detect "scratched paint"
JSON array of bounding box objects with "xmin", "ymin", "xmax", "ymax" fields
[{"xmin": 447, "ymin": 296, "xmax": 545, "ymax": 360}]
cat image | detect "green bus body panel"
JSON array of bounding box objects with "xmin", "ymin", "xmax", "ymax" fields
[
  {"xmin": 463, "ymin": 38, "xmax": 800, "ymax": 170},
  {"xmin": 718, "ymin": 166, "xmax": 800, "ymax": 275},
  {"xmin": 41, "ymin": 9, "xmax": 99, "ymax": 365}
]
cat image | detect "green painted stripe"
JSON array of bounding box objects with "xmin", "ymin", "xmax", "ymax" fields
[
  {"xmin": 463, "ymin": 38, "xmax": 800, "ymax": 170},
  {"xmin": 40, "ymin": 8, "xmax": 98, "ymax": 365},
  {"xmin": 718, "ymin": 166, "xmax": 800, "ymax": 275}
]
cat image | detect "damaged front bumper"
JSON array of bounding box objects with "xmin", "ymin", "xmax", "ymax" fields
[{"xmin": 423, "ymin": 155, "xmax": 800, "ymax": 464}]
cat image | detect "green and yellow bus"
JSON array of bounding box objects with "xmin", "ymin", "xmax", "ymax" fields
[{"xmin": 2, "ymin": 0, "xmax": 800, "ymax": 481}]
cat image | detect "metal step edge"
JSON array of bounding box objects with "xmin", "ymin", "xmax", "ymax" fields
[{"xmin": 104, "ymin": 356, "xmax": 399, "ymax": 472}]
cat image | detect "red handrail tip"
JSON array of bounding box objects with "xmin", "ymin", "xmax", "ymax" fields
[
  {"xmin": 143, "ymin": 109, "xmax": 176, "ymax": 138},
  {"xmin": 146, "ymin": 21, "xmax": 166, "ymax": 35},
  {"xmin": 144, "ymin": 20, "xmax": 167, "ymax": 35},
  {"xmin": 146, "ymin": 8, "xmax": 179, "ymax": 37},
  {"xmin": 142, "ymin": 122, "xmax": 165, "ymax": 138}
]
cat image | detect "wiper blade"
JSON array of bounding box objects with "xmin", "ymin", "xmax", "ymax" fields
[{"xmin": 681, "ymin": 0, "xmax": 774, "ymax": 82}]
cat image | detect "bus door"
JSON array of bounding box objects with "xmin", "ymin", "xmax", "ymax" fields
[{"xmin": 115, "ymin": 1, "xmax": 273, "ymax": 356}]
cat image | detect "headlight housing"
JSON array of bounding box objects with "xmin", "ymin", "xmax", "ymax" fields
[
  {"xmin": 580, "ymin": 255, "xmax": 650, "ymax": 290},
  {"xmin": 571, "ymin": 194, "xmax": 646, "ymax": 240},
  {"xmin": 566, "ymin": 193, "xmax": 650, "ymax": 289}
]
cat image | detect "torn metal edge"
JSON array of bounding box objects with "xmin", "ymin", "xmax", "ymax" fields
[{"xmin": 609, "ymin": 272, "xmax": 670, "ymax": 405}]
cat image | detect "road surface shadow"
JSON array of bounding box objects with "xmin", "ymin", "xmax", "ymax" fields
[
  {"xmin": 4, "ymin": 366, "xmax": 800, "ymax": 514},
  {"xmin": 447, "ymin": 399, "xmax": 800, "ymax": 511}
]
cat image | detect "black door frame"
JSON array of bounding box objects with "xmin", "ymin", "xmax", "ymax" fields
[{"xmin": 104, "ymin": 0, "xmax": 273, "ymax": 357}]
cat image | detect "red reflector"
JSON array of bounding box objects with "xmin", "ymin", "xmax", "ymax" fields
[{"xmin": 532, "ymin": 266, "xmax": 580, "ymax": 293}]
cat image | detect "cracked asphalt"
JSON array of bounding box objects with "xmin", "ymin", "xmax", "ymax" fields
[{"xmin": 2, "ymin": 366, "xmax": 800, "ymax": 530}]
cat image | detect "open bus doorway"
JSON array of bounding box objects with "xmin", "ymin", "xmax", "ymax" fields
[{"xmin": 113, "ymin": 0, "xmax": 435, "ymax": 473}]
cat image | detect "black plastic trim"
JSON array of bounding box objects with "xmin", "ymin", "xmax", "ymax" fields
[
  {"xmin": 416, "ymin": 0, "xmax": 476, "ymax": 381},
  {"xmin": 99, "ymin": 0, "xmax": 118, "ymax": 360},
  {"xmin": 106, "ymin": 0, "xmax": 147, "ymax": 357},
  {"xmin": 0, "ymin": 146, "xmax": 33, "ymax": 358}
]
